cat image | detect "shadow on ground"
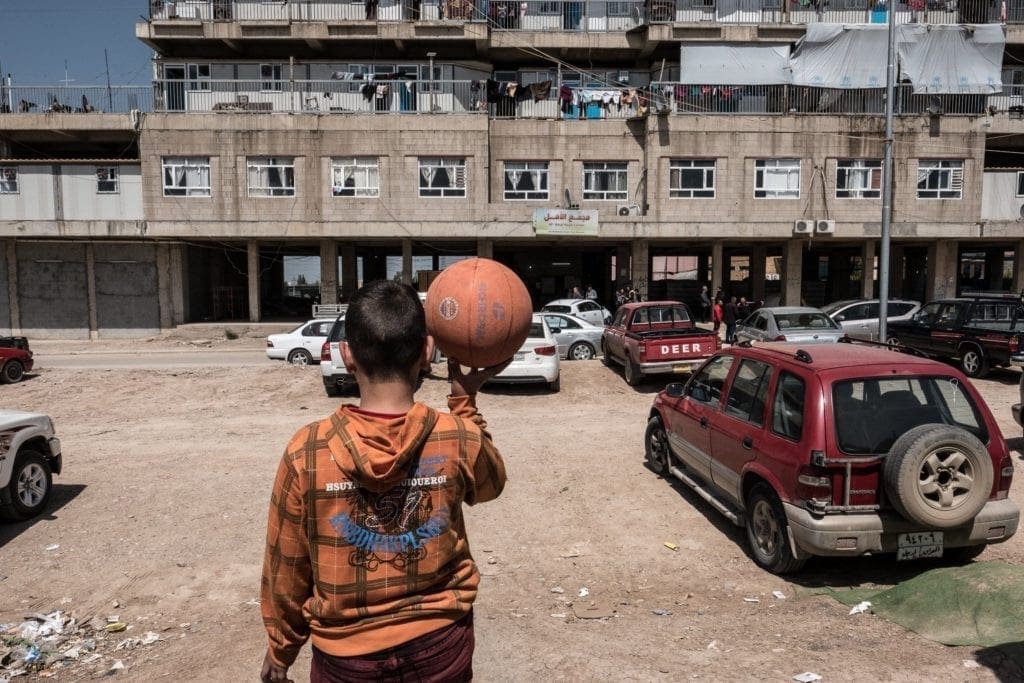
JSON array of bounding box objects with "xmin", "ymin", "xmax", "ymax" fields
[{"xmin": 0, "ymin": 483, "xmax": 86, "ymax": 550}]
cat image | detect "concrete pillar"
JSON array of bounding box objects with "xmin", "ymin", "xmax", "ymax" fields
[
  {"xmin": 631, "ymin": 239, "xmax": 649, "ymax": 299},
  {"xmin": 401, "ymin": 239, "xmax": 413, "ymax": 286},
  {"xmin": 156, "ymin": 243, "xmax": 174, "ymax": 331},
  {"xmin": 319, "ymin": 240, "xmax": 338, "ymax": 305},
  {"xmin": 170, "ymin": 244, "xmax": 186, "ymax": 324},
  {"xmin": 85, "ymin": 243, "xmax": 98, "ymax": 340},
  {"xmin": 711, "ymin": 240, "xmax": 724, "ymax": 297},
  {"xmin": 783, "ymin": 239, "xmax": 803, "ymax": 306},
  {"xmin": 861, "ymin": 240, "xmax": 876, "ymax": 299},
  {"xmin": 750, "ymin": 245, "xmax": 767, "ymax": 303},
  {"xmin": 341, "ymin": 244, "xmax": 358, "ymax": 300},
  {"xmin": 928, "ymin": 240, "xmax": 958, "ymax": 300},
  {"xmin": 5, "ymin": 241, "xmax": 20, "ymax": 335},
  {"xmin": 247, "ymin": 240, "xmax": 261, "ymax": 322},
  {"xmin": 616, "ymin": 243, "xmax": 631, "ymax": 286},
  {"xmin": 477, "ymin": 239, "xmax": 493, "ymax": 259},
  {"xmin": 1014, "ymin": 241, "xmax": 1024, "ymax": 294},
  {"xmin": 889, "ymin": 244, "xmax": 905, "ymax": 298}
]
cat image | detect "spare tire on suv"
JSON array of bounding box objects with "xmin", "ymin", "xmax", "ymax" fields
[{"xmin": 882, "ymin": 424, "xmax": 994, "ymax": 529}]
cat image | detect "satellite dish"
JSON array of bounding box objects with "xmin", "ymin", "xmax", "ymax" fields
[{"xmin": 926, "ymin": 95, "xmax": 943, "ymax": 117}]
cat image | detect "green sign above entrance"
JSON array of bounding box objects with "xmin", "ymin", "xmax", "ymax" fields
[{"xmin": 532, "ymin": 209, "xmax": 599, "ymax": 236}]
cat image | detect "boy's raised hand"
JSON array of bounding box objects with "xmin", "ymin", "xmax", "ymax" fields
[{"xmin": 448, "ymin": 358, "xmax": 513, "ymax": 396}]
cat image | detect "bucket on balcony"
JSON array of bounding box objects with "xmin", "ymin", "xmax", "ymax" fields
[{"xmin": 870, "ymin": 2, "xmax": 887, "ymax": 22}]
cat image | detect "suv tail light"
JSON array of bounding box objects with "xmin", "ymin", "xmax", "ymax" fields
[
  {"xmin": 1011, "ymin": 335, "xmax": 1020, "ymax": 354},
  {"xmin": 266, "ymin": 340, "xmax": 274, "ymax": 348},
  {"xmin": 795, "ymin": 465, "xmax": 833, "ymax": 504},
  {"xmin": 638, "ymin": 340, "xmax": 647, "ymax": 361},
  {"xmin": 997, "ymin": 455, "xmax": 1014, "ymax": 499},
  {"xmin": 533, "ymin": 345, "xmax": 556, "ymax": 356},
  {"xmin": 320, "ymin": 341, "xmax": 331, "ymax": 362}
]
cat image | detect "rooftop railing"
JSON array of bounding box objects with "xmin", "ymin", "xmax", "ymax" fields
[{"xmin": 0, "ymin": 86, "xmax": 153, "ymax": 114}]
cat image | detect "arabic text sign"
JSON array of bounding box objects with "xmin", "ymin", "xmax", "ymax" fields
[{"xmin": 532, "ymin": 209, "xmax": 599, "ymax": 236}]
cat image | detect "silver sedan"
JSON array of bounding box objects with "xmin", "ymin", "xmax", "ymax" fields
[
  {"xmin": 541, "ymin": 313, "xmax": 605, "ymax": 360},
  {"xmin": 735, "ymin": 306, "xmax": 845, "ymax": 344}
]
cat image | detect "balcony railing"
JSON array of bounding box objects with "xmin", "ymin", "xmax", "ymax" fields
[
  {"xmin": 0, "ymin": 86, "xmax": 153, "ymax": 114},
  {"xmin": 147, "ymin": 0, "xmax": 1007, "ymax": 24}
]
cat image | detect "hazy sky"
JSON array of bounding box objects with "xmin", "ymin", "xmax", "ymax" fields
[{"xmin": 0, "ymin": 1, "xmax": 153, "ymax": 85}]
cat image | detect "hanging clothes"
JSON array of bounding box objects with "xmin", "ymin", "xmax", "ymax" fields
[{"xmin": 529, "ymin": 80, "xmax": 552, "ymax": 102}]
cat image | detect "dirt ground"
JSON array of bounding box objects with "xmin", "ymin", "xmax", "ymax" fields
[{"xmin": 3, "ymin": 327, "xmax": 1024, "ymax": 681}]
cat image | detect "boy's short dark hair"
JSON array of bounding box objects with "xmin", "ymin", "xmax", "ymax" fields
[{"xmin": 345, "ymin": 280, "xmax": 426, "ymax": 381}]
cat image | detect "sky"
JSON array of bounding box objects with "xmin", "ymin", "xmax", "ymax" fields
[{"xmin": 0, "ymin": 1, "xmax": 153, "ymax": 86}]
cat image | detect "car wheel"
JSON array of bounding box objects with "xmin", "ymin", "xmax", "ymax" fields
[
  {"xmin": 959, "ymin": 345, "xmax": 989, "ymax": 379},
  {"xmin": 1, "ymin": 359, "xmax": 25, "ymax": 384},
  {"xmin": 287, "ymin": 349, "xmax": 314, "ymax": 366},
  {"xmin": 0, "ymin": 449, "xmax": 52, "ymax": 521},
  {"xmin": 644, "ymin": 416, "xmax": 670, "ymax": 476},
  {"xmin": 744, "ymin": 483, "xmax": 806, "ymax": 574},
  {"xmin": 568, "ymin": 342, "xmax": 595, "ymax": 361},
  {"xmin": 882, "ymin": 424, "xmax": 994, "ymax": 529},
  {"xmin": 549, "ymin": 374, "xmax": 561, "ymax": 393},
  {"xmin": 885, "ymin": 335, "xmax": 901, "ymax": 347},
  {"xmin": 601, "ymin": 344, "xmax": 613, "ymax": 367},
  {"xmin": 324, "ymin": 383, "xmax": 342, "ymax": 397},
  {"xmin": 624, "ymin": 357, "xmax": 641, "ymax": 386}
]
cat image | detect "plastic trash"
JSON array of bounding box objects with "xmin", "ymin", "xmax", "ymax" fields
[
  {"xmin": 578, "ymin": 587, "xmax": 589, "ymax": 598},
  {"xmin": 743, "ymin": 597, "xmax": 760, "ymax": 603},
  {"xmin": 652, "ymin": 608, "xmax": 672, "ymax": 616},
  {"xmin": 793, "ymin": 673, "xmax": 822, "ymax": 682},
  {"xmin": 550, "ymin": 586, "xmax": 565, "ymax": 594},
  {"xmin": 23, "ymin": 645, "xmax": 41, "ymax": 664},
  {"xmin": 45, "ymin": 544, "xmax": 59, "ymax": 551},
  {"xmin": 141, "ymin": 631, "xmax": 161, "ymax": 645},
  {"xmin": 773, "ymin": 591, "xmax": 787, "ymax": 600},
  {"xmin": 663, "ymin": 542, "xmax": 679, "ymax": 551},
  {"xmin": 849, "ymin": 601, "xmax": 872, "ymax": 615}
]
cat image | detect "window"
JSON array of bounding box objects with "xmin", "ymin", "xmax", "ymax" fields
[
  {"xmin": 419, "ymin": 157, "xmax": 466, "ymax": 198},
  {"xmin": 607, "ymin": 1, "xmax": 631, "ymax": 14},
  {"xmin": 754, "ymin": 159, "xmax": 800, "ymax": 199},
  {"xmin": 247, "ymin": 157, "xmax": 295, "ymax": 197},
  {"xmin": 0, "ymin": 167, "xmax": 18, "ymax": 194},
  {"xmin": 162, "ymin": 157, "xmax": 211, "ymax": 197},
  {"xmin": 1017, "ymin": 171, "xmax": 1024, "ymax": 197},
  {"xmin": 669, "ymin": 159, "xmax": 715, "ymax": 198},
  {"xmin": 583, "ymin": 162, "xmax": 627, "ymax": 201},
  {"xmin": 771, "ymin": 372, "xmax": 805, "ymax": 441},
  {"xmin": 836, "ymin": 159, "xmax": 881, "ymax": 199},
  {"xmin": 917, "ymin": 160, "xmax": 963, "ymax": 199},
  {"xmin": 837, "ymin": 302, "xmax": 877, "ymax": 322},
  {"xmin": 685, "ymin": 355, "xmax": 735, "ymax": 410},
  {"xmin": 261, "ymin": 64, "xmax": 283, "ymax": 91},
  {"xmin": 303, "ymin": 321, "xmax": 332, "ymax": 337},
  {"xmin": 725, "ymin": 360, "xmax": 772, "ymax": 426},
  {"xmin": 187, "ymin": 64, "xmax": 211, "ymax": 91},
  {"xmin": 544, "ymin": 315, "xmax": 579, "ymax": 332},
  {"xmin": 96, "ymin": 166, "xmax": 119, "ymax": 194},
  {"xmin": 504, "ymin": 161, "xmax": 549, "ymax": 201},
  {"xmin": 331, "ymin": 157, "xmax": 379, "ymax": 197}
]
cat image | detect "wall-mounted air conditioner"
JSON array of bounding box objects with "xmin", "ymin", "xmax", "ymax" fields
[
  {"xmin": 617, "ymin": 204, "xmax": 641, "ymax": 216},
  {"xmin": 794, "ymin": 219, "xmax": 814, "ymax": 234},
  {"xmin": 816, "ymin": 219, "xmax": 836, "ymax": 234}
]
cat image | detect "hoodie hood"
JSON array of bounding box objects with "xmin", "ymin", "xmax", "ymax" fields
[{"xmin": 328, "ymin": 403, "xmax": 438, "ymax": 493}]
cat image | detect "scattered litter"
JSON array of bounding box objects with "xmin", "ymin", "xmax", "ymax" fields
[
  {"xmin": 487, "ymin": 557, "xmax": 497, "ymax": 565},
  {"xmin": 706, "ymin": 640, "xmax": 719, "ymax": 651},
  {"xmin": 773, "ymin": 591, "xmax": 787, "ymax": 600},
  {"xmin": 82, "ymin": 654, "xmax": 103, "ymax": 664},
  {"xmin": 578, "ymin": 587, "xmax": 589, "ymax": 598},
  {"xmin": 244, "ymin": 598, "xmax": 260, "ymax": 607},
  {"xmin": 793, "ymin": 673, "xmax": 822, "ymax": 683},
  {"xmin": 45, "ymin": 544, "xmax": 60, "ymax": 551},
  {"xmin": 848, "ymin": 601, "xmax": 872, "ymax": 616},
  {"xmin": 175, "ymin": 562, "xmax": 187, "ymax": 568},
  {"xmin": 112, "ymin": 600, "xmax": 121, "ymax": 608},
  {"xmin": 115, "ymin": 638, "xmax": 140, "ymax": 651},
  {"xmin": 572, "ymin": 602, "xmax": 617, "ymax": 619},
  {"xmin": 550, "ymin": 613, "xmax": 567, "ymax": 618},
  {"xmin": 743, "ymin": 597, "xmax": 760, "ymax": 603},
  {"xmin": 106, "ymin": 616, "xmax": 120, "ymax": 624},
  {"xmin": 104, "ymin": 623, "xmax": 127, "ymax": 633},
  {"xmin": 663, "ymin": 542, "xmax": 679, "ymax": 551},
  {"xmin": 962, "ymin": 660, "xmax": 981, "ymax": 669},
  {"xmin": 550, "ymin": 586, "xmax": 565, "ymax": 594},
  {"xmin": 109, "ymin": 660, "xmax": 125, "ymax": 673},
  {"xmin": 141, "ymin": 632, "xmax": 160, "ymax": 646},
  {"xmin": 652, "ymin": 608, "xmax": 673, "ymax": 616}
]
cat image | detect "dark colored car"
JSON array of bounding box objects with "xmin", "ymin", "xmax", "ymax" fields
[{"xmin": 645, "ymin": 340, "xmax": 1018, "ymax": 574}]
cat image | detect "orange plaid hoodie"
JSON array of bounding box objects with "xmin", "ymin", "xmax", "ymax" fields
[{"xmin": 261, "ymin": 394, "xmax": 506, "ymax": 667}]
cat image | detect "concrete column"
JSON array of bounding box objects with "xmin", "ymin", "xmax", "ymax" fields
[
  {"xmin": 1014, "ymin": 241, "xmax": 1024, "ymax": 293},
  {"xmin": 319, "ymin": 240, "xmax": 338, "ymax": 305},
  {"xmin": 750, "ymin": 245, "xmax": 767, "ymax": 303},
  {"xmin": 889, "ymin": 244, "xmax": 905, "ymax": 298},
  {"xmin": 927, "ymin": 240, "xmax": 958, "ymax": 300},
  {"xmin": 85, "ymin": 243, "xmax": 98, "ymax": 340},
  {"xmin": 170, "ymin": 244, "xmax": 186, "ymax": 324},
  {"xmin": 616, "ymin": 243, "xmax": 631, "ymax": 286},
  {"xmin": 401, "ymin": 239, "xmax": 413, "ymax": 286},
  {"xmin": 783, "ymin": 239, "xmax": 803, "ymax": 306},
  {"xmin": 247, "ymin": 240, "xmax": 261, "ymax": 322},
  {"xmin": 861, "ymin": 240, "xmax": 876, "ymax": 299},
  {"xmin": 477, "ymin": 239, "xmax": 493, "ymax": 259},
  {"xmin": 341, "ymin": 244, "xmax": 358, "ymax": 300},
  {"xmin": 631, "ymin": 238, "xmax": 649, "ymax": 299},
  {"xmin": 156, "ymin": 243, "xmax": 174, "ymax": 331},
  {"xmin": 711, "ymin": 240, "xmax": 724, "ymax": 297},
  {"xmin": 5, "ymin": 241, "xmax": 20, "ymax": 335}
]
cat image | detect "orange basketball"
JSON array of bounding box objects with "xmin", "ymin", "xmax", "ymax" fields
[{"xmin": 424, "ymin": 258, "xmax": 533, "ymax": 368}]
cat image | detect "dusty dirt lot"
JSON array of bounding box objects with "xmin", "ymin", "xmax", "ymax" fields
[{"xmin": 3, "ymin": 330, "xmax": 1024, "ymax": 681}]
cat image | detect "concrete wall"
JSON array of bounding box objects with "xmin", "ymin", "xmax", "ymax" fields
[
  {"xmin": 981, "ymin": 171, "xmax": 1024, "ymax": 221},
  {"xmin": 62, "ymin": 165, "xmax": 144, "ymax": 221},
  {"xmin": 0, "ymin": 165, "xmax": 56, "ymax": 220},
  {"xmin": 93, "ymin": 243, "xmax": 160, "ymax": 337},
  {"xmin": 16, "ymin": 242, "xmax": 90, "ymax": 339},
  {"xmin": 0, "ymin": 244, "xmax": 10, "ymax": 334}
]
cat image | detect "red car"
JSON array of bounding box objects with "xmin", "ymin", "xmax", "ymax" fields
[
  {"xmin": 0, "ymin": 337, "xmax": 33, "ymax": 384},
  {"xmin": 645, "ymin": 340, "xmax": 1019, "ymax": 574}
]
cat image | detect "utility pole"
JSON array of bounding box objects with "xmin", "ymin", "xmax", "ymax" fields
[
  {"xmin": 878, "ymin": 0, "xmax": 896, "ymax": 344},
  {"xmin": 105, "ymin": 49, "xmax": 113, "ymax": 111}
]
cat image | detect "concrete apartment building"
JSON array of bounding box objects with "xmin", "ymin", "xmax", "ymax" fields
[{"xmin": 2, "ymin": 1, "xmax": 1024, "ymax": 337}]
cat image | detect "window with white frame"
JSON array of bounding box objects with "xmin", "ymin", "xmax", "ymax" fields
[
  {"xmin": 96, "ymin": 166, "xmax": 119, "ymax": 194},
  {"xmin": 187, "ymin": 64, "xmax": 211, "ymax": 91},
  {"xmin": 248, "ymin": 157, "xmax": 295, "ymax": 197},
  {"xmin": 504, "ymin": 161, "xmax": 548, "ymax": 201},
  {"xmin": 917, "ymin": 160, "xmax": 963, "ymax": 199},
  {"xmin": 836, "ymin": 159, "xmax": 881, "ymax": 199},
  {"xmin": 583, "ymin": 162, "xmax": 628, "ymax": 201},
  {"xmin": 419, "ymin": 157, "xmax": 466, "ymax": 198},
  {"xmin": 754, "ymin": 159, "xmax": 800, "ymax": 199},
  {"xmin": 669, "ymin": 159, "xmax": 715, "ymax": 198},
  {"xmin": 331, "ymin": 157, "xmax": 379, "ymax": 197},
  {"xmin": 261, "ymin": 64, "xmax": 283, "ymax": 91},
  {"xmin": 0, "ymin": 167, "xmax": 18, "ymax": 194},
  {"xmin": 162, "ymin": 157, "xmax": 211, "ymax": 197}
]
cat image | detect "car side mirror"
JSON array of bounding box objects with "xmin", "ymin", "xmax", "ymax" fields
[
  {"xmin": 665, "ymin": 382, "xmax": 685, "ymax": 398},
  {"xmin": 834, "ymin": 314, "xmax": 845, "ymax": 322}
]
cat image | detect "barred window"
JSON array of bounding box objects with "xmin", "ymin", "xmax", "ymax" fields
[
  {"xmin": 248, "ymin": 157, "xmax": 295, "ymax": 197},
  {"xmin": 669, "ymin": 159, "xmax": 715, "ymax": 198},
  {"xmin": 583, "ymin": 162, "xmax": 627, "ymax": 201},
  {"xmin": 96, "ymin": 166, "xmax": 119, "ymax": 194},
  {"xmin": 419, "ymin": 157, "xmax": 466, "ymax": 198},
  {"xmin": 332, "ymin": 157, "xmax": 379, "ymax": 197},
  {"xmin": 0, "ymin": 167, "xmax": 18, "ymax": 194},
  {"xmin": 836, "ymin": 159, "xmax": 881, "ymax": 199},
  {"xmin": 504, "ymin": 161, "xmax": 548, "ymax": 200},
  {"xmin": 917, "ymin": 160, "xmax": 963, "ymax": 200}
]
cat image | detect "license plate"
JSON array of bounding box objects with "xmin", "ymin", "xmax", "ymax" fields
[
  {"xmin": 896, "ymin": 531, "xmax": 943, "ymax": 561},
  {"xmin": 514, "ymin": 352, "xmax": 526, "ymax": 361}
]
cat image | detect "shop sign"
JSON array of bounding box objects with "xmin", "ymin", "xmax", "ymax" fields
[{"xmin": 532, "ymin": 208, "xmax": 599, "ymax": 236}]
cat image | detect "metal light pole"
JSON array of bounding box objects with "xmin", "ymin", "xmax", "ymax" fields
[{"xmin": 878, "ymin": 0, "xmax": 896, "ymax": 344}]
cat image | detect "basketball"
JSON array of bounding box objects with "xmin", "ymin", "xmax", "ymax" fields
[{"xmin": 424, "ymin": 258, "xmax": 533, "ymax": 368}]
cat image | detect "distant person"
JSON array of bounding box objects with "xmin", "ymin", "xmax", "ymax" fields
[
  {"xmin": 712, "ymin": 298, "xmax": 724, "ymax": 335},
  {"xmin": 628, "ymin": 286, "xmax": 641, "ymax": 303},
  {"xmin": 585, "ymin": 284, "xmax": 597, "ymax": 300},
  {"xmin": 723, "ymin": 296, "xmax": 738, "ymax": 344},
  {"xmin": 570, "ymin": 285, "xmax": 583, "ymax": 299},
  {"xmin": 260, "ymin": 281, "xmax": 508, "ymax": 683},
  {"xmin": 738, "ymin": 296, "xmax": 750, "ymax": 321},
  {"xmin": 615, "ymin": 288, "xmax": 627, "ymax": 308},
  {"xmin": 699, "ymin": 285, "xmax": 711, "ymax": 323}
]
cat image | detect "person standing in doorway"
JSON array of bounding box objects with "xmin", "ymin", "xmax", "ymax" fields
[
  {"xmin": 723, "ymin": 296, "xmax": 738, "ymax": 344},
  {"xmin": 712, "ymin": 298, "xmax": 724, "ymax": 336},
  {"xmin": 699, "ymin": 286, "xmax": 711, "ymax": 323},
  {"xmin": 585, "ymin": 284, "xmax": 597, "ymax": 300}
]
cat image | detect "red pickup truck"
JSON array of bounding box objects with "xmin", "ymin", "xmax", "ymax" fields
[{"xmin": 601, "ymin": 301, "xmax": 721, "ymax": 385}]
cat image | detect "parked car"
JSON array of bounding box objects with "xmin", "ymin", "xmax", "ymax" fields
[
  {"xmin": 821, "ymin": 298, "xmax": 921, "ymax": 341},
  {"xmin": 487, "ymin": 314, "xmax": 560, "ymax": 392},
  {"xmin": 266, "ymin": 318, "xmax": 334, "ymax": 365},
  {"xmin": 645, "ymin": 341, "xmax": 1018, "ymax": 574},
  {"xmin": 0, "ymin": 337, "xmax": 33, "ymax": 384},
  {"xmin": 320, "ymin": 314, "xmax": 354, "ymax": 397},
  {"xmin": 541, "ymin": 299, "xmax": 613, "ymax": 326},
  {"xmin": 0, "ymin": 410, "xmax": 62, "ymax": 520},
  {"xmin": 735, "ymin": 306, "xmax": 845, "ymax": 344},
  {"xmin": 1012, "ymin": 352, "xmax": 1024, "ymax": 437},
  {"xmin": 541, "ymin": 313, "xmax": 604, "ymax": 360}
]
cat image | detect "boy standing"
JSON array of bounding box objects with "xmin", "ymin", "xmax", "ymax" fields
[{"xmin": 260, "ymin": 281, "xmax": 508, "ymax": 682}]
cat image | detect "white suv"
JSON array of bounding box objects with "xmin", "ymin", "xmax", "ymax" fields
[{"xmin": 1, "ymin": 410, "xmax": 62, "ymax": 520}]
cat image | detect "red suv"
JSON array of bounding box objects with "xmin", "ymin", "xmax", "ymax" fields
[{"xmin": 645, "ymin": 341, "xmax": 1019, "ymax": 574}]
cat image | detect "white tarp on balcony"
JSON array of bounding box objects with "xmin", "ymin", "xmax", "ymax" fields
[
  {"xmin": 897, "ymin": 24, "xmax": 1004, "ymax": 94},
  {"xmin": 790, "ymin": 24, "xmax": 889, "ymax": 89},
  {"xmin": 678, "ymin": 44, "xmax": 791, "ymax": 85}
]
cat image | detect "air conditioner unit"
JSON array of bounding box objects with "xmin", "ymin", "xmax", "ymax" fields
[
  {"xmin": 794, "ymin": 219, "xmax": 814, "ymax": 234},
  {"xmin": 816, "ymin": 219, "xmax": 836, "ymax": 234},
  {"xmin": 617, "ymin": 204, "xmax": 641, "ymax": 217}
]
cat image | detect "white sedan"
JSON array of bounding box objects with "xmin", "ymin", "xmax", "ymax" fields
[
  {"xmin": 541, "ymin": 298, "xmax": 613, "ymax": 326},
  {"xmin": 488, "ymin": 314, "xmax": 561, "ymax": 392},
  {"xmin": 266, "ymin": 318, "xmax": 335, "ymax": 365}
]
